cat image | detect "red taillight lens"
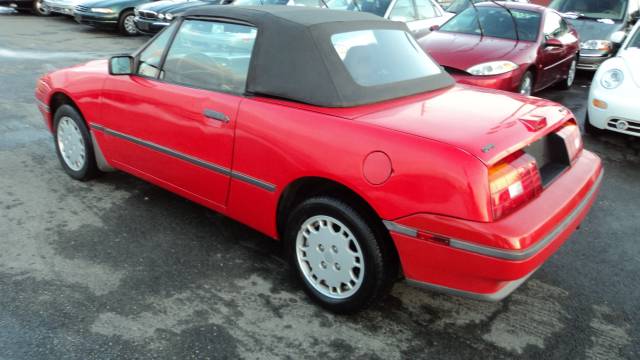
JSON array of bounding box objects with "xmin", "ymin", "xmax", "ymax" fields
[
  {"xmin": 489, "ymin": 152, "xmax": 543, "ymax": 220},
  {"xmin": 556, "ymin": 121, "xmax": 583, "ymax": 161}
]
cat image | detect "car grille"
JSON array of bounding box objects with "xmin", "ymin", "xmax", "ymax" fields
[
  {"xmin": 608, "ymin": 119, "xmax": 640, "ymax": 134},
  {"xmin": 75, "ymin": 4, "xmax": 89, "ymax": 12},
  {"xmin": 137, "ymin": 10, "xmax": 157, "ymax": 19}
]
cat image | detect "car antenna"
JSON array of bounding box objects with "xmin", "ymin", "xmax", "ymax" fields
[
  {"xmin": 467, "ymin": 0, "xmax": 484, "ymax": 38},
  {"xmin": 490, "ymin": 0, "xmax": 520, "ymax": 42}
]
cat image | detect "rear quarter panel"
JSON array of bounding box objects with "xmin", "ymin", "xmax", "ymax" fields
[{"xmin": 227, "ymin": 98, "xmax": 492, "ymax": 239}]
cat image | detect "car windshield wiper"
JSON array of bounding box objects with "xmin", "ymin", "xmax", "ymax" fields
[
  {"xmin": 350, "ymin": 0, "xmax": 361, "ymax": 12},
  {"xmin": 562, "ymin": 11, "xmax": 609, "ymax": 20}
]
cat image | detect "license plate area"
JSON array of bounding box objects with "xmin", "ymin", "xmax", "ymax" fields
[{"xmin": 525, "ymin": 133, "xmax": 570, "ymax": 187}]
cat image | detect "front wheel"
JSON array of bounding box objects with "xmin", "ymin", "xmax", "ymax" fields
[
  {"xmin": 518, "ymin": 71, "xmax": 534, "ymax": 96},
  {"xmin": 285, "ymin": 197, "xmax": 397, "ymax": 314},
  {"xmin": 53, "ymin": 105, "xmax": 100, "ymax": 181},
  {"xmin": 558, "ymin": 57, "xmax": 577, "ymax": 90},
  {"xmin": 32, "ymin": 0, "xmax": 50, "ymax": 16},
  {"xmin": 118, "ymin": 10, "xmax": 138, "ymax": 36}
]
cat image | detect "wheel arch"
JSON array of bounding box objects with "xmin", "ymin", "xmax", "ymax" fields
[
  {"xmin": 49, "ymin": 92, "xmax": 84, "ymax": 128},
  {"xmin": 275, "ymin": 176, "xmax": 400, "ymax": 272}
]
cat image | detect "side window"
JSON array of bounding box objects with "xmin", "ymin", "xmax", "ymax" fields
[
  {"xmin": 543, "ymin": 12, "xmax": 565, "ymax": 38},
  {"xmin": 389, "ymin": 0, "xmax": 418, "ymax": 22},
  {"xmin": 415, "ymin": 0, "xmax": 437, "ymax": 19},
  {"xmin": 137, "ymin": 23, "xmax": 177, "ymax": 78},
  {"xmin": 161, "ymin": 20, "xmax": 257, "ymax": 94}
]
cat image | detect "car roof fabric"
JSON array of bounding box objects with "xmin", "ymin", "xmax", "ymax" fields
[{"xmin": 182, "ymin": 6, "xmax": 454, "ymax": 107}]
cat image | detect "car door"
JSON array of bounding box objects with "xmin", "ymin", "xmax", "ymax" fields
[
  {"xmin": 539, "ymin": 11, "xmax": 575, "ymax": 89},
  {"xmin": 99, "ymin": 20, "xmax": 258, "ymax": 210}
]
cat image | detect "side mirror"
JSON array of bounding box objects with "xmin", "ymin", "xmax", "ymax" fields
[
  {"xmin": 631, "ymin": 10, "xmax": 640, "ymax": 23},
  {"xmin": 429, "ymin": 25, "xmax": 440, "ymax": 31},
  {"xmin": 109, "ymin": 55, "xmax": 134, "ymax": 75},
  {"xmin": 545, "ymin": 38, "xmax": 564, "ymax": 47},
  {"xmin": 610, "ymin": 31, "xmax": 626, "ymax": 44}
]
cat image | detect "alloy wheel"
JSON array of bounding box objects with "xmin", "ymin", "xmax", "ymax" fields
[
  {"xmin": 34, "ymin": 0, "xmax": 50, "ymax": 15},
  {"xmin": 57, "ymin": 116, "xmax": 86, "ymax": 171},
  {"xmin": 295, "ymin": 215, "xmax": 365, "ymax": 299},
  {"xmin": 519, "ymin": 75, "xmax": 532, "ymax": 96},
  {"xmin": 124, "ymin": 15, "xmax": 137, "ymax": 35},
  {"xmin": 567, "ymin": 59, "xmax": 577, "ymax": 87}
]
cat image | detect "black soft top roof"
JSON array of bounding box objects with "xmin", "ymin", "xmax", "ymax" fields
[{"xmin": 182, "ymin": 6, "xmax": 454, "ymax": 107}]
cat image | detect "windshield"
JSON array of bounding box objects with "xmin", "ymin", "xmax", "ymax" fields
[
  {"xmin": 331, "ymin": 29, "xmax": 443, "ymax": 86},
  {"xmin": 440, "ymin": 6, "xmax": 542, "ymax": 42},
  {"xmin": 549, "ymin": 0, "xmax": 628, "ymax": 21},
  {"xmin": 325, "ymin": 0, "xmax": 391, "ymax": 17}
]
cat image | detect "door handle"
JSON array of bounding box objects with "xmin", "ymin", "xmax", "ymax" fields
[{"xmin": 203, "ymin": 109, "xmax": 230, "ymax": 123}]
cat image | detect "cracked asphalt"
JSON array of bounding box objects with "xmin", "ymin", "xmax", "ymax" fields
[{"xmin": 1, "ymin": 11, "xmax": 639, "ymax": 360}]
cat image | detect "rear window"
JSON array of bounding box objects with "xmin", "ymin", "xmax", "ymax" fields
[
  {"xmin": 331, "ymin": 29, "xmax": 443, "ymax": 87},
  {"xmin": 440, "ymin": 6, "xmax": 541, "ymax": 42}
]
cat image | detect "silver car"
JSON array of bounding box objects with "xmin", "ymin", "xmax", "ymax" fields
[{"xmin": 43, "ymin": 0, "xmax": 84, "ymax": 15}]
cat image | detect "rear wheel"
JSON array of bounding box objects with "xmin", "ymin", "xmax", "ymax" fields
[
  {"xmin": 32, "ymin": 0, "xmax": 50, "ymax": 16},
  {"xmin": 518, "ymin": 71, "xmax": 534, "ymax": 96},
  {"xmin": 118, "ymin": 10, "xmax": 138, "ymax": 36},
  {"xmin": 285, "ymin": 197, "xmax": 397, "ymax": 314},
  {"xmin": 558, "ymin": 57, "xmax": 577, "ymax": 90}
]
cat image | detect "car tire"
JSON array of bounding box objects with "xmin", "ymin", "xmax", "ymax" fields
[
  {"xmin": 285, "ymin": 197, "xmax": 397, "ymax": 314},
  {"xmin": 32, "ymin": 0, "xmax": 51, "ymax": 16},
  {"xmin": 518, "ymin": 71, "xmax": 534, "ymax": 96},
  {"xmin": 584, "ymin": 113, "xmax": 604, "ymax": 136},
  {"xmin": 558, "ymin": 57, "xmax": 577, "ymax": 90},
  {"xmin": 53, "ymin": 105, "xmax": 100, "ymax": 181},
  {"xmin": 118, "ymin": 10, "xmax": 138, "ymax": 36}
]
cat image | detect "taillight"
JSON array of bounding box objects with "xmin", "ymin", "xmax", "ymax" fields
[
  {"xmin": 489, "ymin": 152, "xmax": 543, "ymax": 220},
  {"xmin": 556, "ymin": 121, "xmax": 583, "ymax": 161}
]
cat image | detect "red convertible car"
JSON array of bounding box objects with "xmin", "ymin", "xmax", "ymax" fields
[
  {"xmin": 420, "ymin": 2, "xmax": 579, "ymax": 95},
  {"xmin": 35, "ymin": 6, "xmax": 602, "ymax": 313}
]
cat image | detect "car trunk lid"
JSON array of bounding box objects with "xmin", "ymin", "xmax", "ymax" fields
[{"xmin": 354, "ymin": 85, "xmax": 572, "ymax": 166}]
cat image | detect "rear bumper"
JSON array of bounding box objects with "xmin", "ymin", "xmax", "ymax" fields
[
  {"xmin": 451, "ymin": 70, "xmax": 522, "ymax": 93},
  {"xmin": 43, "ymin": 2, "xmax": 74, "ymax": 15},
  {"xmin": 387, "ymin": 149, "xmax": 603, "ymax": 300}
]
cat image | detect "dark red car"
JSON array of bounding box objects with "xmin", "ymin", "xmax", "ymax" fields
[
  {"xmin": 35, "ymin": 6, "xmax": 602, "ymax": 313},
  {"xmin": 420, "ymin": 2, "xmax": 579, "ymax": 95}
]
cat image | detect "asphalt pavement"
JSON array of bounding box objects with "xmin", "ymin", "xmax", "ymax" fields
[{"xmin": 0, "ymin": 12, "xmax": 639, "ymax": 360}]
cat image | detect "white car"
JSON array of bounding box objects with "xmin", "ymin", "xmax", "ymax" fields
[{"xmin": 587, "ymin": 22, "xmax": 640, "ymax": 137}]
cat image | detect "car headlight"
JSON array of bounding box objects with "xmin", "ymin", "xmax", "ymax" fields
[
  {"xmin": 581, "ymin": 40, "xmax": 612, "ymax": 52},
  {"xmin": 91, "ymin": 7, "xmax": 113, "ymax": 13},
  {"xmin": 157, "ymin": 13, "xmax": 164, "ymax": 19},
  {"xmin": 467, "ymin": 61, "xmax": 518, "ymax": 76},
  {"xmin": 165, "ymin": 13, "xmax": 173, "ymax": 20},
  {"xmin": 600, "ymin": 69, "xmax": 624, "ymax": 89}
]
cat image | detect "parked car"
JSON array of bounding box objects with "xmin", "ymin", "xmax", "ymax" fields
[
  {"xmin": 35, "ymin": 6, "xmax": 602, "ymax": 313},
  {"xmin": 74, "ymin": 0, "xmax": 156, "ymax": 35},
  {"xmin": 43, "ymin": 0, "xmax": 84, "ymax": 15},
  {"xmin": 0, "ymin": 0, "xmax": 50, "ymax": 15},
  {"xmin": 587, "ymin": 21, "xmax": 640, "ymax": 136},
  {"xmin": 134, "ymin": 0, "xmax": 229, "ymax": 35},
  {"xmin": 134, "ymin": 0, "xmax": 321, "ymax": 35},
  {"xmin": 530, "ymin": 0, "xmax": 550, "ymax": 5},
  {"xmin": 326, "ymin": 0, "xmax": 453, "ymax": 38},
  {"xmin": 446, "ymin": 0, "xmax": 529, "ymax": 15},
  {"xmin": 420, "ymin": 2, "xmax": 579, "ymax": 95},
  {"xmin": 549, "ymin": 0, "xmax": 640, "ymax": 70}
]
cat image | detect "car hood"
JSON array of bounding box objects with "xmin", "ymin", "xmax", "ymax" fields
[
  {"xmin": 355, "ymin": 85, "xmax": 571, "ymax": 165},
  {"xmin": 139, "ymin": 0, "xmax": 209, "ymax": 13},
  {"xmin": 418, "ymin": 31, "xmax": 536, "ymax": 72},
  {"xmin": 620, "ymin": 48, "xmax": 640, "ymax": 87},
  {"xmin": 566, "ymin": 18, "xmax": 625, "ymax": 42}
]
